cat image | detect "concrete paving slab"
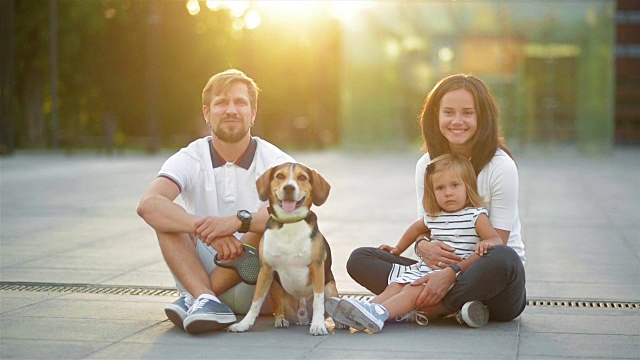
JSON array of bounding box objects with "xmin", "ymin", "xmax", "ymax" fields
[
  {"xmin": 1, "ymin": 147, "xmax": 639, "ymax": 359},
  {"xmin": 520, "ymin": 311, "xmax": 640, "ymax": 336},
  {"xmin": 1, "ymin": 339, "xmax": 110, "ymax": 360},
  {"xmin": 5, "ymin": 299, "xmax": 165, "ymax": 321},
  {"xmin": 0, "ymin": 267, "xmax": 125, "ymax": 284},
  {"xmin": 1, "ymin": 315, "xmax": 160, "ymax": 342},
  {"xmin": 517, "ymin": 332, "xmax": 639, "ymax": 359}
]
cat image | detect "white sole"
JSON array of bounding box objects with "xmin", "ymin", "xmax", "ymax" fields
[
  {"xmin": 164, "ymin": 305, "xmax": 187, "ymax": 330},
  {"xmin": 325, "ymin": 297, "xmax": 365, "ymax": 331},
  {"xmin": 461, "ymin": 301, "xmax": 489, "ymax": 328},
  {"xmin": 184, "ymin": 313, "xmax": 237, "ymax": 334},
  {"xmin": 338, "ymin": 298, "xmax": 384, "ymax": 333}
]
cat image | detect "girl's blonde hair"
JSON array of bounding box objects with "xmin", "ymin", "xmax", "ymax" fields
[{"xmin": 423, "ymin": 153, "xmax": 485, "ymax": 216}]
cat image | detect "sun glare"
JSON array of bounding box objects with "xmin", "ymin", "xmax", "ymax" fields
[
  {"xmin": 244, "ymin": 9, "xmax": 262, "ymax": 30},
  {"xmin": 186, "ymin": 0, "xmax": 200, "ymax": 15},
  {"xmin": 253, "ymin": 1, "xmax": 373, "ymax": 24},
  {"xmin": 186, "ymin": 0, "xmax": 374, "ymax": 30},
  {"xmin": 253, "ymin": 1, "xmax": 325, "ymax": 23}
]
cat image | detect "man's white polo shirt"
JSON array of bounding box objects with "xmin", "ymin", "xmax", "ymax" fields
[{"xmin": 158, "ymin": 136, "xmax": 294, "ymax": 239}]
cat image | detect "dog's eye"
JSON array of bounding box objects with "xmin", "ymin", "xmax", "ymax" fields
[
  {"xmin": 297, "ymin": 175, "xmax": 308, "ymax": 181},
  {"xmin": 275, "ymin": 173, "xmax": 285, "ymax": 180}
]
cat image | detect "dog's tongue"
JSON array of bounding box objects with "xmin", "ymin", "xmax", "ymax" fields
[{"xmin": 281, "ymin": 200, "xmax": 297, "ymax": 213}]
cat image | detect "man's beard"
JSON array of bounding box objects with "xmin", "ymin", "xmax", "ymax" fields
[{"xmin": 213, "ymin": 123, "xmax": 249, "ymax": 143}]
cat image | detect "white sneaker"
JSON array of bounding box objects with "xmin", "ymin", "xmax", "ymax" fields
[
  {"xmin": 456, "ymin": 301, "xmax": 489, "ymax": 328},
  {"xmin": 338, "ymin": 298, "xmax": 388, "ymax": 333},
  {"xmin": 325, "ymin": 297, "xmax": 365, "ymax": 331}
]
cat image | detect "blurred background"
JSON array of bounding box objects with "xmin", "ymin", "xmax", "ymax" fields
[{"xmin": 0, "ymin": 0, "xmax": 638, "ymax": 155}]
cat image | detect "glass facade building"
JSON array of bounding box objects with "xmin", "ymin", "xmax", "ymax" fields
[{"xmin": 337, "ymin": 1, "xmax": 616, "ymax": 153}]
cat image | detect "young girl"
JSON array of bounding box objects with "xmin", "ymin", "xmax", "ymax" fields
[{"xmin": 327, "ymin": 153, "xmax": 505, "ymax": 332}]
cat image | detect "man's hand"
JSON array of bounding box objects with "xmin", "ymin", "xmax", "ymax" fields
[
  {"xmin": 412, "ymin": 268, "xmax": 456, "ymax": 307},
  {"xmin": 209, "ymin": 235, "xmax": 244, "ymax": 261},
  {"xmin": 195, "ymin": 215, "xmax": 240, "ymax": 244},
  {"xmin": 416, "ymin": 241, "xmax": 462, "ymax": 269},
  {"xmin": 378, "ymin": 244, "xmax": 401, "ymax": 255}
]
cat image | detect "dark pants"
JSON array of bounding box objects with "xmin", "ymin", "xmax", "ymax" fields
[{"xmin": 346, "ymin": 245, "xmax": 526, "ymax": 321}]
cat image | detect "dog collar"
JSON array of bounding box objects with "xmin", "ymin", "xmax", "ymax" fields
[{"xmin": 267, "ymin": 207, "xmax": 308, "ymax": 224}]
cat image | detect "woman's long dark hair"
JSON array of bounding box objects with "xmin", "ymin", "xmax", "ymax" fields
[{"xmin": 418, "ymin": 74, "xmax": 513, "ymax": 175}]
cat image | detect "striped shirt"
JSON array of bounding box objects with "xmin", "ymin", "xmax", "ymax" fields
[
  {"xmin": 389, "ymin": 207, "xmax": 488, "ymax": 284},
  {"xmin": 426, "ymin": 207, "xmax": 488, "ymax": 259}
]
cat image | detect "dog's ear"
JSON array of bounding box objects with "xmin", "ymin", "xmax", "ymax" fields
[
  {"xmin": 309, "ymin": 169, "xmax": 331, "ymax": 206},
  {"xmin": 256, "ymin": 166, "xmax": 274, "ymax": 202}
]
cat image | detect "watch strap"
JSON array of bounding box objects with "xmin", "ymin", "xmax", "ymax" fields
[{"xmin": 449, "ymin": 263, "xmax": 462, "ymax": 281}]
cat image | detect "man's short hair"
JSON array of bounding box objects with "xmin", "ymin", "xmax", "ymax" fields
[{"xmin": 201, "ymin": 69, "xmax": 260, "ymax": 110}]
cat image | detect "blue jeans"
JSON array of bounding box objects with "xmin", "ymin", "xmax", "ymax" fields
[{"xmin": 346, "ymin": 245, "xmax": 526, "ymax": 321}]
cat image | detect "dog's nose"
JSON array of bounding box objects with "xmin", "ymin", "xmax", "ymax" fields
[{"xmin": 283, "ymin": 184, "xmax": 295, "ymax": 194}]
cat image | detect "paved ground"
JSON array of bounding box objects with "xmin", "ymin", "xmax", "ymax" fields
[{"xmin": 1, "ymin": 146, "xmax": 639, "ymax": 359}]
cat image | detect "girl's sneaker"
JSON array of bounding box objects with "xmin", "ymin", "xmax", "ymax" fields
[
  {"xmin": 455, "ymin": 300, "xmax": 489, "ymax": 328},
  {"xmin": 392, "ymin": 310, "xmax": 429, "ymax": 326},
  {"xmin": 338, "ymin": 298, "xmax": 388, "ymax": 333},
  {"xmin": 325, "ymin": 297, "xmax": 365, "ymax": 331}
]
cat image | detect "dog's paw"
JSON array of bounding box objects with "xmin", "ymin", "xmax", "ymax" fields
[
  {"xmin": 274, "ymin": 316, "xmax": 289, "ymax": 328},
  {"xmin": 228, "ymin": 321, "xmax": 250, "ymax": 333},
  {"xmin": 309, "ymin": 322, "xmax": 328, "ymax": 336}
]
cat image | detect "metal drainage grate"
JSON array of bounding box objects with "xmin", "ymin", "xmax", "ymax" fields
[
  {"xmin": 525, "ymin": 298, "xmax": 639, "ymax": 309},
  {"xmin": 1, "ymin": 282, "xmax": 638, "ymax": 310},
  {"xmin": 0, "ymin": 281, "xmax": 178, "ymax": 297}
]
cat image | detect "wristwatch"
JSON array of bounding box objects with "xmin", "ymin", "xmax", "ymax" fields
[
  {"xmin": 449, "ymin": 263, "xmax": 463, "ymax": 281},
  {"xmin": 236, "ymin": 210, "xmax": 252, "ymax": 233}
]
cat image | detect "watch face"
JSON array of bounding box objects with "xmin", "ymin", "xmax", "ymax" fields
[{"xmin": 238, "ymin": 210, "xmax": 251, "ymax": 220}]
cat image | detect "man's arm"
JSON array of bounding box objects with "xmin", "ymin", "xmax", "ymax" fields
[
  {"xmin": 137, "ymin": 177, "xmax": 199, "ymax": 234},
  {"xmin": 194, "ymin": 205, "xmax": 270, "ymax": 245}
]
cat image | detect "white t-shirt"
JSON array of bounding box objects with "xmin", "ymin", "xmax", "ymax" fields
[
  {"xmin": 415, "ymin": 149, "xmax": 526, "ymax": 265},
  {"xmin": 158, "ymin": 136, "xmax": 294, "ymax": 239}
]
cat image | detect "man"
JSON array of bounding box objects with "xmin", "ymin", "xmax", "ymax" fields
[{"xmin": 137, "ymin": 69, "xmax": 294, "ymax": 334}]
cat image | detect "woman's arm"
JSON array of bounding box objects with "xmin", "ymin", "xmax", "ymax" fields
[
  {"xmin": 483, "ymin": 154, "xmax": 518, "ymax": 241},
  {"xmin": 412, "ymin": 253, "xmax": 480, "ymax": 307}
]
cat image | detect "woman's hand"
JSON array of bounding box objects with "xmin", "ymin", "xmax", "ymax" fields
[
  {"xmin": 378, "ymin": 244, "xmax": 401, "ymax": 256},
  {"xmin": 416, "ymin": 240, "xmax": 462, "ymax": 269},
  {"xmin": 411, "ymin": 268, "xmax": 456, "ymax": 307}
]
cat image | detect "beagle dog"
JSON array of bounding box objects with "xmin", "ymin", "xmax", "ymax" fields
[{"xmin": 228, "ymin": 162, "xmax": 342, "ymax": 335}]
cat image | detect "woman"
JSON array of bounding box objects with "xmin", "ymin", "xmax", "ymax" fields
[{"xmin": 346, "ymin": 74, "xmax": 526, "ymax": 327}]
